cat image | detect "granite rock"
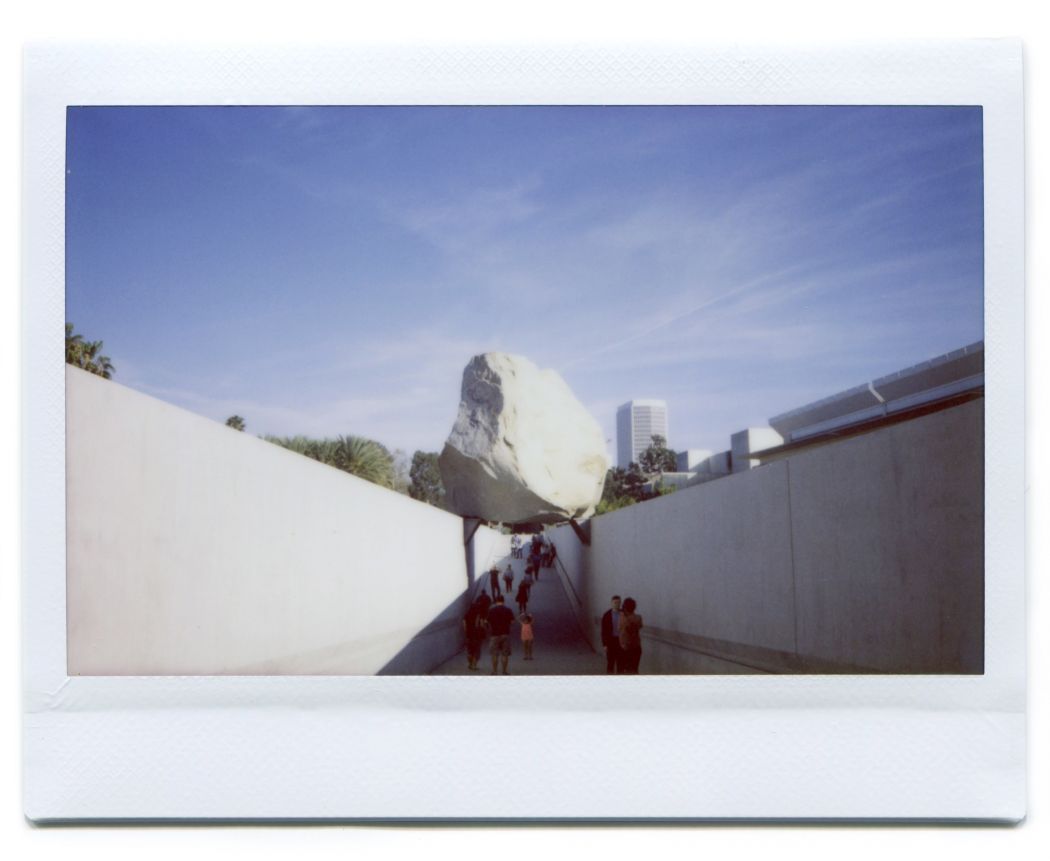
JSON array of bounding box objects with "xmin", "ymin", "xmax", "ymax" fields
[{"xmin": 439, "ymin": 353, "xmax": 608, "ymax": 524}]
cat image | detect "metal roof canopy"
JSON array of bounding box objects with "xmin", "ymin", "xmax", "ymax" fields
[{"xmin": 768, "ymin": 341, "xmax": 984, "ymax": 443}]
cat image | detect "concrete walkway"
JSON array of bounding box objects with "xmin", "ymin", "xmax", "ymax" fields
[{"xmin": 429, "ymin": 550, "xmax": 602, "ymax": 676}]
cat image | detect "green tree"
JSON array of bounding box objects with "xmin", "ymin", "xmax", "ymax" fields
[
  {"xmin": 65, "ymin": 323, "xmax": 84, "ymax": 364},
  {"xmin": 651, "ymin": 478, "xmax": 679, "ymax": 497},
  {"xmin": 624, "ymin": 462, "xmax": 650, "ymax": 498},
  {"xmin": 263, "ymin": 433, "xmax": 396, "ymax": 489},
  {"xmin": 331, "ymin": 435, "xmax": 396, "ymax": 488},
  {"xmin": 263, "ymin": 435, "xmax": 316, "ymax": 459},
  {"xmin": 225, "ymin": 415, "xmax": 246, "ymax": 431},
  {"xmin": 595, "ymin": 494, "xmax": 635, "ymax": 515},
  {"xmin": 409, "ymin": 451, "xmax": 445, "ymax": 507},
  {"xmin": 595, "ymin": 463, "xmax": 652, "ymax": 514},
  {"xmin": 65, "ymin": 323, "xmax": 115, "ymax": 379},
  {"xmin": 638, "ymin": 434, "xmax": 677, "ymax": 476},
  {"xmin": 600, "ymin": 466, "xmax": 630, "ymax": 503},
  {"xmin": 595, "ymin": 453, "xmax": 683, "ymax": 515}
]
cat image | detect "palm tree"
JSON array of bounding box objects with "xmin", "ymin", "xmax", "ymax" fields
[
  {"xmin": 65, "ymin": 323, "xmax": 85, "ymax": 365},
  {"xmin": 263, "ymin": 435, "xmax": 316, "ymax": 459},
  {"xmin": 331, "ymin": 435, "xmax": 395, "ymax": 488},
  {"xmin": 65, "ymin": 323, "xmax": 115, "ymax": 379},
  {"xmin": 262, "ymin": 434, "xmax": 395, "ymax": 490},
  {"xmin": 83, "ymin": 340, "xmax": 114, "ymax": 379}
]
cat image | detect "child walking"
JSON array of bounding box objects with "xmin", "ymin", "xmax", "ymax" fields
[{"xmin": 519, "ymin": 613, "xmax": 535, "ymax": 661}]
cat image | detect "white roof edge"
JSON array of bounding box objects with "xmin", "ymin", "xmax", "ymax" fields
[{"xmin": 769, "ymin": 340, "xmax": 984, "ymax": 433}]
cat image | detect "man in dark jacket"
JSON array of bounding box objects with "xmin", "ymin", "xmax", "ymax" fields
[
  {"xmin": 486, "ymin": 595, "xmax": 516, "ymax": 675},
  {"xmin": 600, "ymin": 595, "xmax": 623, "ymax": 674}
]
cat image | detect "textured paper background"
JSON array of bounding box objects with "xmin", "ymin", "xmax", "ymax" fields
[{"xmin": 22, "ymin": 40, "xmax": 1025, "ymax": 821}]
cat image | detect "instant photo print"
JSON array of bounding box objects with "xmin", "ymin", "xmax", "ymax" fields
[{"xmin": 23, "ymin": 40, "xmax": 1025, "ymax": 821}]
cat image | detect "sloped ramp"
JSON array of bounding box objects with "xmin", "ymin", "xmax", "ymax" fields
[{"xmin": 429, "ymin": 552, "xmax": 600, "ymax": 676}]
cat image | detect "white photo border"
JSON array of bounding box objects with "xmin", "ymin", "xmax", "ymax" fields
[{"xmin": 22, "ymin": 40, "xmax": 1025, "ymax": 821}]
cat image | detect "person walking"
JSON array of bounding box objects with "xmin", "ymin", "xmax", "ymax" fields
[
  {"xmin": 515, "ymin": 579, "xmax": 530, "ymax": 615},
  {"xmin": 529, "ymin": 550, "xmax": 541, "ymax": 580},
  {"xmin": 503, "ymin": 563, "xmax": 514, "ymax": 596},
  {"xmin": 600, "ymin": 595, "xmax": 624, "ymax": 674},
  {"xmin": 489, "ymin": 566, "xmax": 502, "ymax": 598},
  {"xmin": 486, "ymin": 595, "xmax": 516, "ymax": 675},
  {"xmin": 477, "ymin": 588, "xmax": 491, "ymax": 616},
  {"xmin": 618, "ymin": 597, "xmax": 644, "ymax": 674},
  {"xmin": 463, "ymin": 597, "xmax": 485, "ymax": 671},
  {"xmin": 519, "ymin": 613, "xmax": 535, "ymax": 661}
]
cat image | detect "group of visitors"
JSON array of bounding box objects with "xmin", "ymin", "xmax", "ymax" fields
[
  {"xmin": 463, "ymin": 582, "xmax": 535, "ymax": 674},
  {"xmin": 523, "ymin": 533, "xmax": 556, "ymax": 592},
  {"xmin": 510, "ymin": 533, "xmax": 557, "ymax": 569},
  {"xmin": 600, "ymin": 594, "xmax": 644, "ymax": 674},
  {"xmin": 465, "ymin": 532, "xmax": 645, "ymax": 675},
  {"xmin": 463, "ymin": 583, "xmax": 644, "ymax": 675},
  {"xmin": 486, "ymin": 562, "xmax": 535, "ymax": 610},
  {"xmin": 530, "ymin": 534, "xmax": 557, "ymax": 571}
]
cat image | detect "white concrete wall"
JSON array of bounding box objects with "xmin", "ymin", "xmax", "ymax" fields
[
  {"xmin": 470, "ymin": 527, "xmax": 511, "ymax": 583},
  {"xmin": 66, "ymin": 366, "xmax": 476, "ymax": 675},
  {"xmin": 555, "ymin": 400, "xmax": 984, "ymax": 674}
]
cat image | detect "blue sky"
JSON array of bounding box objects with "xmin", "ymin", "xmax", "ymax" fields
[{"xmin": 66, "ymin": 105, "xmax": 983, "ymax": 459}]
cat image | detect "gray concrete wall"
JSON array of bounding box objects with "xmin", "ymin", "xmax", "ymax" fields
[
  {"xmin": 547, "ymin": 523, "xmax": 591, "ymax": 642},
  {"xmin": 551, "ymin": 399, "xmax": 984, "ymax": 674},
  {"xmin": 788, "ymin": 400, "xmax": 984, "ymax": 673},
  {"xmin": 66, "ymin": 366, "xmax": 490, "ymax": 675}
]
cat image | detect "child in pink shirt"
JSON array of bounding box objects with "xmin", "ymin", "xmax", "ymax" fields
[{"xmin": 519, "ymin": 613, "xmax": 535, "ymax": 660}]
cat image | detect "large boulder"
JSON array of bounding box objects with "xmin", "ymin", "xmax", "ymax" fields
[{"xmin": 439, "ymin": 353, "xmax": 609, "ymax": 524}]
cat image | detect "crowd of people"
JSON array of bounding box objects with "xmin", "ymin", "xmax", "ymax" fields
[
  {"xmin": 509, "ymin": 533, "xmax": 557, "ymax": 570},
  {"xmin": 466, "ymin": 534, "xmax": 552, "ymax": 673},
  {"xmin": 463, "ymin": 534, "xmax": 643, "ymax": 675},
  {"xmin": 463, "ymin": 590, "xmax": 535, "ymax": 674}
]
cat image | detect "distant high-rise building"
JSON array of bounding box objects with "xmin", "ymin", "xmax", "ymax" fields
[{"xmin": 616, "ymin": 400, "xmax": 669, "ymax": 468}]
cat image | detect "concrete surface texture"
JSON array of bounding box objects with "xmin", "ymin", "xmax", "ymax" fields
[
  {"xmin": 65, "ymin": 366, "xmax": 503, "ymax": 675},
  {"xmin": 439, "ymin": 352, "xmax": 608, "ymax": 524},
  {"xmin": 549, "ymin": 398, "xmax": 984, "ymax": 674}
]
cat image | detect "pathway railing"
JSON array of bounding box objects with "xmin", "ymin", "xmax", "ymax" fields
[{"xmin": 547, "ymin": 539, "xmax": 597, "ymax": 652}]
